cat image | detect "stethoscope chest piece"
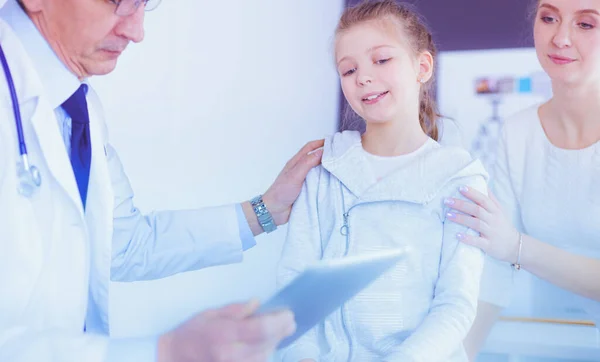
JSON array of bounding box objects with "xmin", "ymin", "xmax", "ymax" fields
[{"xmin": 17, "ymin": 158, "xmax": 41, "ymax": 198}]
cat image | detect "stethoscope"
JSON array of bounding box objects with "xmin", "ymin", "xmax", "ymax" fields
[{"xmin": 0, "ymin": 43, "xmax": 42, "ymax": 197}]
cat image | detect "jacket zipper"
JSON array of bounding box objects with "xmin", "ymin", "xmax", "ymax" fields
[
  {"xmin": 338, "ymin": 184, "xmax": 353, "ymax": 361},
  {"xmin": 338, "ymin": 185, "xmax": 394, "ymax": 360},
  {"xmin": 338, "ymin": 183, "xmax": 412, "ymax": 360}
]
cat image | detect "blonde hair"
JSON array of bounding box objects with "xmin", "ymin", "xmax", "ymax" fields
[{"xmin": 337, "ymin": 0, "xmax": 441, "ymax": 141}]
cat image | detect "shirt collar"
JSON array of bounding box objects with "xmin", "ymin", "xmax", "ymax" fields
[{"xmin": 0, "ymin": 0, "xmax": 82, "ymax": 109}]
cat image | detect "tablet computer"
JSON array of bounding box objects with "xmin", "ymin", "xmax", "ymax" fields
[{"xmin": 256, "ymin": 248, "xmax": 407, "ymax": 349}]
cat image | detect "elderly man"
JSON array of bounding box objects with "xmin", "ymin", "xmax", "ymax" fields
[{"xmin": 0, "ymin": 0, "xmax": 324, "ymax": 361}]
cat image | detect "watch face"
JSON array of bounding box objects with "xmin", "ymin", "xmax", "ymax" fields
[{"xmin": 255, "ymin": 204, "xmax": 268, "ymax": 216}]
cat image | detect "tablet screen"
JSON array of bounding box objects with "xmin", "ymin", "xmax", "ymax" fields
[{"xmin": 256, "ymin": 248, "xmax": 406, "ymax": 349}]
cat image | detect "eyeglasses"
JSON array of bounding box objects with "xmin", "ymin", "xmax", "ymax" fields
[{"xmin": 109, "ymin": 0, "xmax": 162, "ymax": 17}]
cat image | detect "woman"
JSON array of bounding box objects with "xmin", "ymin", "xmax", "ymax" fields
[{"xmin": 445, "ymin": 0, "xmax": 600, "ymax": 359}]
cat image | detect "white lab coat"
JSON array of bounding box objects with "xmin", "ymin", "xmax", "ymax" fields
[{"xmin": 0, "ymin": 14, "xmax": 247, "ymax": 362}]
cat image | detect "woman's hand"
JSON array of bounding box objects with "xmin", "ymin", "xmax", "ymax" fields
[{"xmin": 444, "ymin": 186, "xmax": 521, "ymax": 264}]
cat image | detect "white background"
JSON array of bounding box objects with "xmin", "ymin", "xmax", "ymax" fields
[{"xmin": 437, "ymin": 48, "xmax": 550, "ymax": 151}]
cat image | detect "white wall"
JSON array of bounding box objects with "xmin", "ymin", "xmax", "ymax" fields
[
  {"xmin": 91, "ymin": 0, "xmax": 343, "ymax": 338},
  {"xmin": 437, "ymin": 48, "xmax": 549, "ymax": 151}
]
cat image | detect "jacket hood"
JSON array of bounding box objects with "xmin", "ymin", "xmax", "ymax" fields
[{"xmin": 321, "ymin": 130, "xmax": 488, "ymax": 204}]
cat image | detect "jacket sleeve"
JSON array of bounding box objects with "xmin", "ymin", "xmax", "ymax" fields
[
  {"xmin": 384, "ymin": 174, "xmax": 487, "ymax": 362},
  {"xmin": 276, "ymin": 168, "xmax": 323, "ymax": 362}
]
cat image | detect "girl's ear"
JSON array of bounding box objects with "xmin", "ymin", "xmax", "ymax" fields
[{"xmin": 417, "ymin": 50, "xmax": 434, "ymax": 83}]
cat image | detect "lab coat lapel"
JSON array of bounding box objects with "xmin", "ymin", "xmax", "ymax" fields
[
  {"xmin": 29, "ymin": 97, "xmax": 85, "ymax": 217},
  {"xmin": 1, "ymin": 18, "xmax": 84, "ymax": 217}
]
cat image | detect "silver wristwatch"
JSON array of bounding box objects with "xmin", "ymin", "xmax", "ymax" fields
[{"xmin": 250, "ymin": 195, "xmax": 277, "ymax": 233}]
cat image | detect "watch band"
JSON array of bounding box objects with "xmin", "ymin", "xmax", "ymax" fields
[{"xmin": 250, "ymin": 195, "xmax": 277, "ymax": 233}]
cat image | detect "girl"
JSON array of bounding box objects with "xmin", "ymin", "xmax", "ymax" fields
[
  {"xmin": 276, "ymin": 1, "xmax": 489, "ymax": 361},
  {"xmin": 445, "ymin": 0, "xmax": 600, "ymax": 359}
]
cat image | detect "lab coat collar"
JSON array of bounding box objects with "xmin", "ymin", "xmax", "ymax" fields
[{"xmin": 0, "ymin": 8, "xmax": 86, "ymax": 217}]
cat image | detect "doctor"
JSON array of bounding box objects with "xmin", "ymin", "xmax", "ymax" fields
[{"xmin": 0, "ymin": 0, "xmax": 325, "ymax": 361}]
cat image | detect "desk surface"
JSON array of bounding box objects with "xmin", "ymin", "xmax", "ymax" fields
[{"xmin": 482, "ymin": 321, "xmax": 600, "ymax": 361}]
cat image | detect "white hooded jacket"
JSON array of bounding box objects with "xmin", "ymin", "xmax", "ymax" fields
[{"xmin": 277, "ymin": 130, "xmax": 488, "ymax": 362}]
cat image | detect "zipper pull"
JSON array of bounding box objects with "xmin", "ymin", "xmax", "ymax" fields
[{"xmin": 340, "ymin": 212, "xmax": 349, "ymax": 236}]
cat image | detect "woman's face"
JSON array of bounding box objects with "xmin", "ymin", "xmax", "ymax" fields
[{"xmin": 534, "ymin": 0, "xmax": 600, "ymax": 85}]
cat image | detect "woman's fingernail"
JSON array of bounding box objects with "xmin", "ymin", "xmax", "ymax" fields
[
  {"xmin": 444, "ymin": 198, "xmax": 454, "ymax": 205},
  {"xmin": 459, "ymin": 186, "xmax": 469, "ymax": 192},
  {"xmin": 457, "ymin": 233, "xmax": 465, "ymax": 240},
  {"xmin": 446, "ymin": 212, "xmax": 456, "ymax": 218}
]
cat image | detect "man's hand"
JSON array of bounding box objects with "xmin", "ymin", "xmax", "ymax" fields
[
  {"xmin": 242, "ymin": 139, "xmax": 324, "ymax": 236},
  {"xmin": 263, "ymin": 139, "xmax": 324, "ymax": 226},
  {"xmin": 158, "ymin": 300, "xmax": 296, "ymax": 362}
]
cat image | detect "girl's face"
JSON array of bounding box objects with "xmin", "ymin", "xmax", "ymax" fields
[{"xmin": 335, "ymin": 18, "xmax": 430, "ymax": 126}]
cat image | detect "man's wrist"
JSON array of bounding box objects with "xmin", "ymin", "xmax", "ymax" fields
[
  {"xmin": 241, "ymin": 193, "xmax": 290, "ymax": 236},
  {"xmin": 250, "ymin": 195, "xmax": 277, "ymax": 233},
  {"xmin": 261, "ymin": 194, "xmax": 287, "ymax": 226},
  {"xmin": 242, "ymin": 201, "xmax": 264, "ymax": 236}
]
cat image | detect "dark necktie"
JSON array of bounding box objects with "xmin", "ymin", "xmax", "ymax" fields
[{"xmin": 62, "ymin": 84, "xmax": 91, "ymax": 209}]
